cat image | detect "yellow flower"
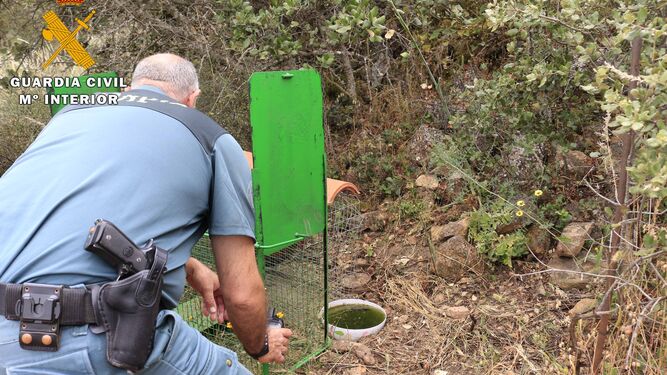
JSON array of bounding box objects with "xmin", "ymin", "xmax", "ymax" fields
[
  {"xmin": 516, "ymin": 210, "xmax": 524, "ymax": 217},
  {"xmin": 226, "ymin": 322, "xmax": 233, "ymax": 329},
  {"xmin": 534, "ymin": 189, "xmax": 543, "ymax": 197},
  {"xmin": 517, "ymin": 200, "xmax": 525, "ymax": 207},
  {"xmin": 276, "ymin": 311, "xmax": 285, "ymax": 319}
]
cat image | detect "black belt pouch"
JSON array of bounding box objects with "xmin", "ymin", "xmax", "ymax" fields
[{"xmin": 93, "ymin": 249, "xmax": 167, "ymax": 372}]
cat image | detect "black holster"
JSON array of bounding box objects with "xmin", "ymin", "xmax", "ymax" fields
[{"xmin": 92, "ymin": 247, "xmax": 168, "ymax": 372}]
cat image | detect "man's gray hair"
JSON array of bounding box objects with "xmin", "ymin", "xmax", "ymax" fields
[{"xmin": 132, "ymin": 53, "xmax": 199, "ymax": 99}]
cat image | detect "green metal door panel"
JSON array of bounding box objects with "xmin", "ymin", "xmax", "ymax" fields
[
  {"xmin": 250, "ymin": 70, "xmax": 326, "ymax": 255},
  {"xmin": 47, "ymin": 71, "xmax": 121, "ymax": 115}
]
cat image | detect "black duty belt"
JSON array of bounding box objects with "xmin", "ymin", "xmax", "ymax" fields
[{"xmin": 0, "ymin": 282, "xmax": 97, "ymax": 351}]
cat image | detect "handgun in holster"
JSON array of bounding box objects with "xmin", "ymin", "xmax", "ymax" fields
[{"xmin": 85, "ymin": 219, "xmax": 168, "ymax": 372}]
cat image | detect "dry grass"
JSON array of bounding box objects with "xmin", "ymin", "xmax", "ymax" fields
[
  {"xmin": 303, "ymin": 228, "xmax": 579, "ymax": 374},
  {"xmin": 571, "ymin": 253, "xmax": 667, "ymax": 374},
  {"xmin": 304, "ymin": 216, "xmax": 666, "ymax": 375},
  {"xmin": 0, "ymin": 88, "xmax": 50, "ymax": 174}
]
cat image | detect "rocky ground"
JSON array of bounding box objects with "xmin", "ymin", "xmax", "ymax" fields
[
  {"xmin": 292, "ymin": 123, "xmax": 617, "ymax": 374},
  {"xmin": 303, "ymin": 195, "xmax": 602, "ymax": 374}
]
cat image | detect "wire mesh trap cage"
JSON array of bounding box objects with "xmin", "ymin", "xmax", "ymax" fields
[
  {"xmin": 327, "ymin": 193, "xmax": 365, "ymax": 302},
  {"xmin": 177, "ymin": 189, "xmax": 362, "ymax": 373}
]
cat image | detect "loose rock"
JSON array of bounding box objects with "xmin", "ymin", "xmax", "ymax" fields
[
  {"xmin": 525, "ymin": 225, "xmax": 551, "ymax": 257},
  {"xmin": 343, "ymin": 366, "xmax": 367, "ymax": 375},
  {"xmin": 431, "ymin": 292, "xmax": 447, "ymax": 306},
  {"xmin": 430, "ymin": 217, "xmax": 470, "ymax": 243},
  {"xmin": 559, "ymin": 149, "xmax": 595, "ymax": 179},
  {"xmin": 495, "ymin": 219, "xmax": 528, "ymax": 235},
  {"xmin": 547, "ymin": 256, "xmax": 598, "ymax": 290},
  {"xmin": 443, "ymin": 306, "xmax": 470, "ymax": 320},
  {"xmin": 341, "ymin": 273, "xmax": 372, "ymax": 292},
  {"xmin": 555, "ymin": 222, "xmax": 594, "ymax": 258},
  {"xmin": 332, "ymin": 339, "xmax": 355, "ymax": 353},
  {"xmin": 354, "ymin": 258, "xmax": 370, "ymax": 267},
  {"xmin": 416, "ymin": 174, "xmax": 439, "ymax": 189},
  {"xmin": 352, "ymin": 343, "xmax": 376, "ymax": 366},
  {"xmin": 431, "ymin": 236, "xmax": 486, "ymax": 282}
]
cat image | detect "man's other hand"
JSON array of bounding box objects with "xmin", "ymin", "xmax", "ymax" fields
[
  {"xmin": 185, "ymin": 257, "xmax": 227, "ymax": 323},
  {"xmin": 257, "ymin": 328, "xmax": 293, "ymax": 364}
]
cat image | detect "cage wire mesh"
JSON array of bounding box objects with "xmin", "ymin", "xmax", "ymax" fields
[
  {"xmin": 327, "ymin": 193, "xmax": 364, "ymax": 301},
  {"xmin": 176, "ymin": 192, "xmax": 362, "ymax": 373}
]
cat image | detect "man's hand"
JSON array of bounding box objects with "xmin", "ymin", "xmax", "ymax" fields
[
  {"xmin": 185, "ymin": 257, "xmax": 227, "ymax": 323},
  {"xmin": 257, "ymin": 328, "xmax": 293, "ymax": 364}
]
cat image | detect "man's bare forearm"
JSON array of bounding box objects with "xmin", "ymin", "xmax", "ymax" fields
[{"xmin": 211, "ymin": 235, "xmax": 267, "ymax": 353}]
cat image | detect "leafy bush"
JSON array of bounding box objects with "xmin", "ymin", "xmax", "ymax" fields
[{"xmin": 468, "ymin": 198, "xmax": 527, "ymax": 267}]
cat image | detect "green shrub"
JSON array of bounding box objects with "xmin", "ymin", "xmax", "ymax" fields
[{"xmin": 468, "ymin": 198, "xmax": 527, "ymax": 267}]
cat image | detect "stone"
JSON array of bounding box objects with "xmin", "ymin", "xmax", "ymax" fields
[
  {"xmin": 332, "ymin": 340, "xmax": 355, "ymax": 353},
  {"xmin": 416, "ymin": 174, "xmax": 439, "ymax": 189},
  {"xmin": 343, "ymin": 366, "xmax": 367, "ymax": 375},
  {"xmin": 354, "ymin": 258, "xmax": 370, "ymax": 267},
  {"xmin": 431, "ymin": 236, "xmax": 486, "ymax": 282},
  {"xmin": 622, "ymin": 325, "xmax": 633, "ymax": 336},
  {"xmin": 568, "ymin": 298, "xmax": 598, "ymax": 317},
  {"xmin": 547, "ymin": 256, "xmax": 598, "ymax": 290},
  {"xmin": 352, "ymin": 343, "xmax": 376, "ymax": 366},
  {"xmin": 332, "ymin": 341, "xmax": 375, "ymax": 366},
  {"xmin": 525, "ymin": 225, "xmax": 551, "ymax": 257},
  {"xmin": 340, "ymin": 273, "xmax": 372, "ymax": 292},
  {"xmin": 431, "ymin": 292, "xmax": 447, "ymax": 306},
  {"xmin": 443, "ymin": 306, "xmax": 470, "ymax": 320},
  {"xmin": 495, "ymin": 219, "xmax": 528, "ymax": 235},
  {"xmin": 430, "ymin": 217, "xmax": 470, "ymax": 243},
  {"xmin": 559, "ymin": 149, "xmax": 595, "ymax": 179},
  {"xmin": 555, "ymin": 222, "xmax": 594, "ymax": 258}
]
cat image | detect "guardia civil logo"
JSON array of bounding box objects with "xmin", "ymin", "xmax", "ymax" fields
[{"xmin": 41, "ymin": 0, "xmax": 96, "ymax": 70}]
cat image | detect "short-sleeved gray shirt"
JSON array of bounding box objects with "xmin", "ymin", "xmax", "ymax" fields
[{"xmin": 0, "ymin": 85, "xmax": 255, "ymax": 307}]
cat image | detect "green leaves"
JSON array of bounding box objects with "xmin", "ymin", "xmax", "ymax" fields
[
  {"xmin": 326, "ymin": 1, "xmax": 386, "ymax": 44},
  {"xmin": 468, "ymin": 199, "xmax": 528, "ymax": 267},
  {"xmin": 485, "ymin": 2, "xmax": 667, "ymax": 203},
  {"xmin": 317, "ymin": 52, "xmax": 335, "ymax": 69}
]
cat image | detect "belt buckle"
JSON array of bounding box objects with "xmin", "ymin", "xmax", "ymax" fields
[{"xmin": 17, "ymin": 283, "xmax": 63, "ymax": 352}]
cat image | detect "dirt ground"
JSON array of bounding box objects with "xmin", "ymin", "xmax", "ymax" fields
[{"xmin": 303, "ymin": 223, "xmax": 594, "ymax": 375}]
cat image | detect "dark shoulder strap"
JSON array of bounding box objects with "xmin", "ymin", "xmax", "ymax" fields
[{"xmin": 55, "ymin": 90, "xmax": 228, "ymax": 154}]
